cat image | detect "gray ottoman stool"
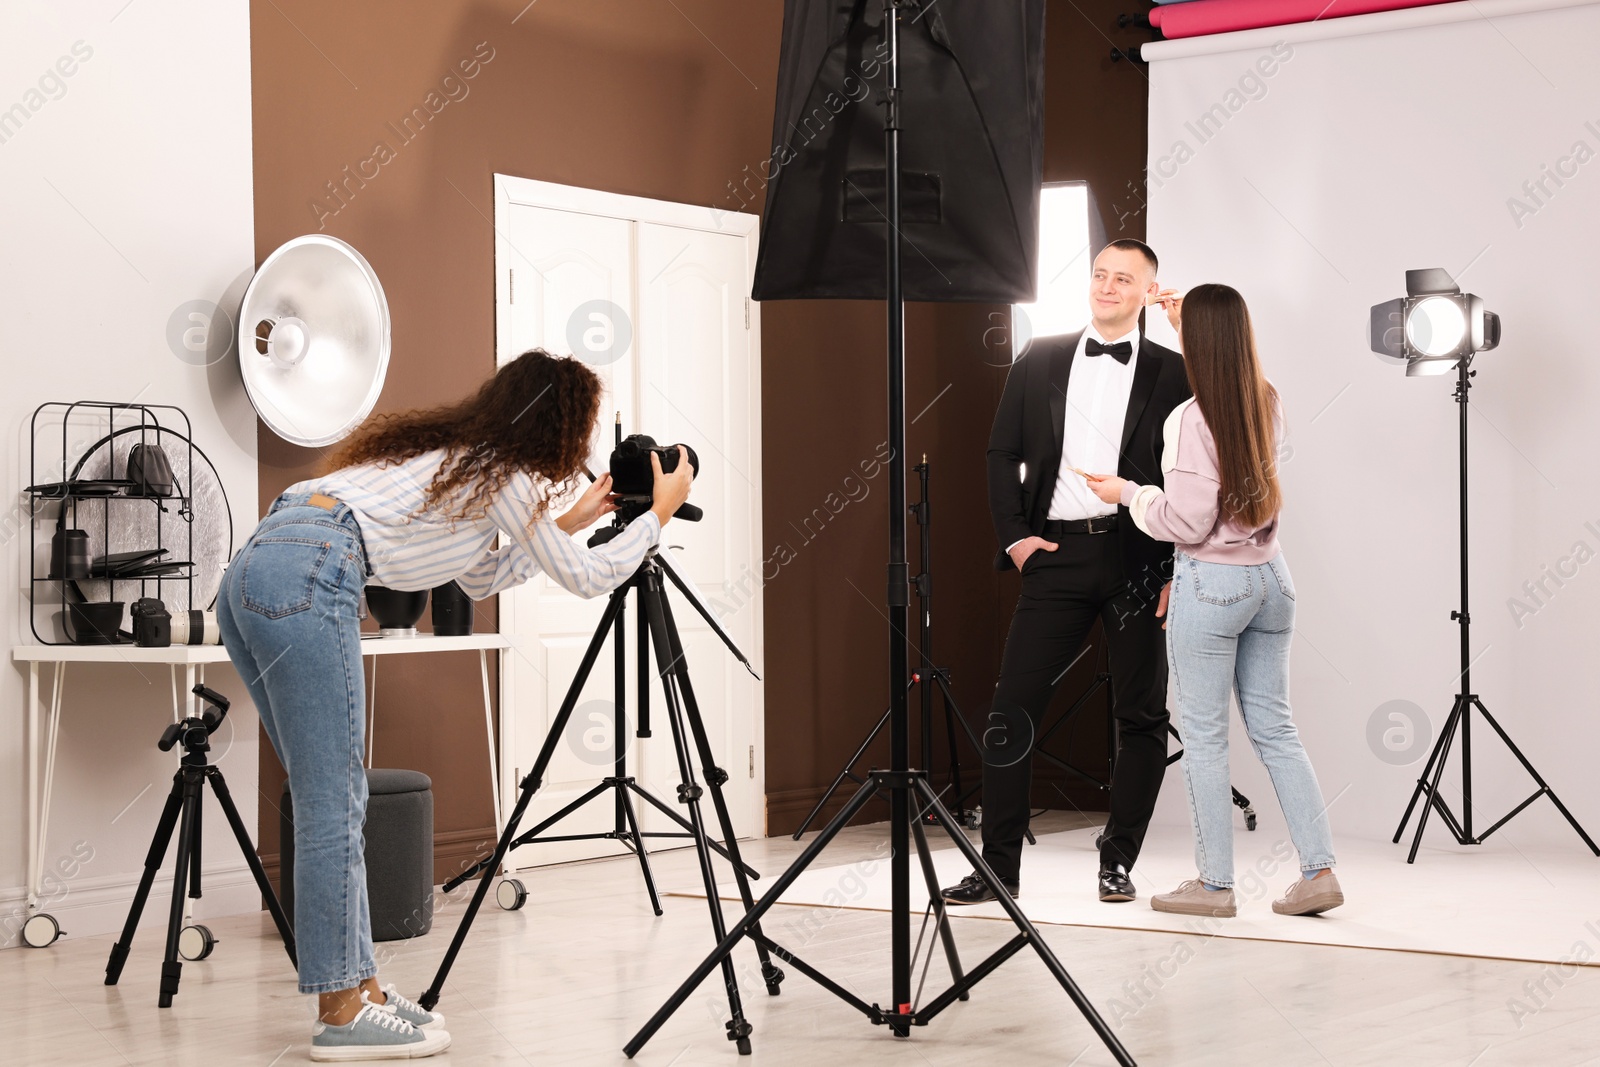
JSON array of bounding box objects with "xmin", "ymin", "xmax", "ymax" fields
[{"xmin": 280, "ymin": 768, "xmax": 435, "ymax": 942}]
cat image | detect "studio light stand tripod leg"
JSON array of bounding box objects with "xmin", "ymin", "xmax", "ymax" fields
[{"xmin": 1391, "ymin": 358, "xmax": 1597, "ymax": 864}]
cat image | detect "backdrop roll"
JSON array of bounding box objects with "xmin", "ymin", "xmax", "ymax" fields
[{"xmin": 1151, "ymin": 0, "xmax": 1452, "ymax": 39}]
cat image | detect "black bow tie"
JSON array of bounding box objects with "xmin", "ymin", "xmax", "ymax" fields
[{"xmin": 1085, "ymin": 338, "xmax": 1134, "ymax": 363}]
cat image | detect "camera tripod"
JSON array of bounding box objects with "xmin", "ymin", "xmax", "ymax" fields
[
  {"xmin": 418, "ymin": 544, "xmax": 785, "ymax": 1049},
  {"xmin": 105, "ymin": 684, "xmax": 297, "ymax": 1007}
]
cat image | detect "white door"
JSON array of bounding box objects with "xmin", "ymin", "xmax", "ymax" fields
[{"xmin": 493, "ymin": 177, "xmax": 764, "ymax": 871}]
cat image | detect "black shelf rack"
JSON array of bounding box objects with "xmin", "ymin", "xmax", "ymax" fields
[{"xmin": 28, "ymin": 401, "xmax": 198, "ymax": 646}]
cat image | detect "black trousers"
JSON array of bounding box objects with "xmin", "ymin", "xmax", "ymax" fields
[{"xmin": 981, "ymin": 531, "xmax": 1170, "ymax": 883}]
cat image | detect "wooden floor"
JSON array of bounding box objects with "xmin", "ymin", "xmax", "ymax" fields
[{"xmin": 7, "ymin": 812, "xmax": 1599, "ymax": 1066}]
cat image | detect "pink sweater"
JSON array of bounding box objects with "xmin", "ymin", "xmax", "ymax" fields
[{"xmin": 1119, "ymin": 397, "xmax": 1281, "ymax": 565}]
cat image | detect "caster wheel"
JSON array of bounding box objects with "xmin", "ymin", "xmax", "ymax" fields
[
  {"xmin": 496, "ymin": 878, "xmax": 528, "ymax": 911},
  {"xmin": 1093, "ymin": 829, "xmax": 1107, "ymax": 850},
  {"xmin": 178, "ymin": 924, "xmax": 217, "ymax": 961},
  {"xmin": 21, "ymin": 913, "xmax": 62, "ymax": 948},
  {"xmin": 1245, "ymin": 812, "xmax": 1258, "ymax": 831}
]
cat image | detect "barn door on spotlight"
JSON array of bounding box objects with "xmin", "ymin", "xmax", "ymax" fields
[{"xmin": 751, "ymin": 0, "xmax": 1047, "ymax": 303}]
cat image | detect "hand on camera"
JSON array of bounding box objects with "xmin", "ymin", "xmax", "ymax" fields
[
  {"xmin": 650, "ymin": 445, "xmax": 694, "ymax": 526},
  {"xmin": 556, "ymin": 472, "xmax": 620, "ymax": 534},
  {"xmin": 1008, "ymin": 536, "xmax": 1058, "ymax": 571}
]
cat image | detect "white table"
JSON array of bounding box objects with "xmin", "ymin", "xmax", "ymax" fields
[{"xmin": 12, "ymin": 632, "xmax": 510, "ymax": 947}]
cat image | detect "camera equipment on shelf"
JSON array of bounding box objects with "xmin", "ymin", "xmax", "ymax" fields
[{"xmin": 131, "ymin": 597, "xmax": 221, "ymax": 647}]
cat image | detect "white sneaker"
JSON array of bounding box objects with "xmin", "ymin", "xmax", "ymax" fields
[
  {"xmin": 364, "ymin": 983, "xmax": 445, "ymax": 1031},
  {"xmin": 310, "ymin": 1003, "xmax": 451, "ymax": 1061}
]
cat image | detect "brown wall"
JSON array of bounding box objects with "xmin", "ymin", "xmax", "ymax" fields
[{"xmin": 249, "ymin": 0, "xmax": 1153, "ymax": 873}]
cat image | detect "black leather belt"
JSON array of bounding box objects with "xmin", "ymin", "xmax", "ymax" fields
[{"xmin": 1044, "ymin": 514, "xmax": 1119, "ymax": 536}]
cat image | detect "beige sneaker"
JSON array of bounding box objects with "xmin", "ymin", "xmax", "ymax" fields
[
  {"xmin": 1272, "ymin": 871, "xmax": 1344, "ymax": 915},
  {"xmin": 1151, "ymin": 879, "xmax": 1236, "ymax": 918}
]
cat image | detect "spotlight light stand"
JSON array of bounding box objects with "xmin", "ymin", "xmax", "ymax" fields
[{"xmin": 1372, "ymin": 271, "xmax": 1597, "ymax": 862}]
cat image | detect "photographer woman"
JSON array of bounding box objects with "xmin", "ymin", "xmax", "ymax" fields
[
  {"xmin": 1086, "ymin": 285, "xmax": 1341, "ymax": 920},
  {"xmin": 217, "ymin": 349, "xmax": 693, "ymax": 1060}
]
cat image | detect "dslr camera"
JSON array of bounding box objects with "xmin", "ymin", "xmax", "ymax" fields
[
  {"xmin": 131, "ymin": 597, "xmax": 221, "ymax": 647},
  {"xmin": 608, "ymin": 434, "xmax": 700, "ymax": 501},
  {"xmin": 589, "ymin": 434, "xmax": 702, "ymax": 548}
]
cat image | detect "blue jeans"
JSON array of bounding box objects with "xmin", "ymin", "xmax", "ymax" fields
[
  {"xmin": 1167, "ymin": 551, "xmax": 1336, "ymax": 888},
  {"xmin": 216, "ymin": 492, "xmax": 374, "ymax": 994}
]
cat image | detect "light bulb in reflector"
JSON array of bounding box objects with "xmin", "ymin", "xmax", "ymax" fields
[{"xmin": 1405, "ymin": 297, "xmax": 1466, "ymax": 357}]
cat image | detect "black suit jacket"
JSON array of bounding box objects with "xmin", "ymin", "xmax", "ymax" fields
[{"xmin": 987, "ymin": 329, "xmax": 1192, "ymax": 596}]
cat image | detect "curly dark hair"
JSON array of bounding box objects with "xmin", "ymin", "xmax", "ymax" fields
[{"xmin": 329, "ymin": 348, "xmax": 603, "ymax": 523}]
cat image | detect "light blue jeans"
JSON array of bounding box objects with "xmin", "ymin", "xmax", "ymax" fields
[
  {"xmin": 1167, "ymin": 551, "xmax": 1336, "ymax": 888},
  {"xmin": 216, "ymin": 492, "xmax": 374, "ymax": 994}
]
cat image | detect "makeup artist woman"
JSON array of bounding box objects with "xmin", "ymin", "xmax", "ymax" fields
[{"xmin": 217, "ymin": 349, "xmax": 693, "ymax": 1062}]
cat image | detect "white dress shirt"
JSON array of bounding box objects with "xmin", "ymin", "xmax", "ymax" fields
[
  {"xmin": 1049, "ymin": 323, "xmax": 1140, "ymax": 521},
  {"xmin": 1005, "ymin": 324, "xmax": 1141, "ymax": 555}
]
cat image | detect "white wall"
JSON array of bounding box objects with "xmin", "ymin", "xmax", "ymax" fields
[
  {"xmin": 1144, "ymin": 0, "xmax": 1600, "ymax": 852},
  {"xmin": 0, "ymin": 1, "xmax": 259, "ymax": 946}
]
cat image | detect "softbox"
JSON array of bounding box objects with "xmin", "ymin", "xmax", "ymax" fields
[{"xmin": 750, "ymin": 0, "xmax": 1046, "ymax": 303}]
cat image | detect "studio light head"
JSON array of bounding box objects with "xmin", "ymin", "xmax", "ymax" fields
[{"xmin": 1370, "ymin": 268, "xmax": 1501, "ymax": 376}]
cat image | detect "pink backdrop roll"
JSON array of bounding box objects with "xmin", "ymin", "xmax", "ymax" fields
[{"xmin": 1150, "ymin": 0, "xmax": 1454, "ymax": 39}]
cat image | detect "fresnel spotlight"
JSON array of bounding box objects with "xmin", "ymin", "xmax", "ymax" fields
[
  {"xmin": 1368, "ymin": 269, "xmax": 1595, "ymax": 865},
  {"xmin": 1369, "ymin": 267, "xmax": 1500, "ymax": 374}
]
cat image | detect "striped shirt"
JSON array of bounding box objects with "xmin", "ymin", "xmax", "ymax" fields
[{"xmin": 287, "ymin": 449, "xmax": 660, "ymax": 600}]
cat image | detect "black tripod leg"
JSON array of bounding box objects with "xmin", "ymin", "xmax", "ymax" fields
[
  {"xmin": 792, "ymin": 701, "xmax": 892, "ymax": 840},
  {"xmin": 106, "ymin": 771, "xmax": 184, "ymax": 985},
  {"xmin": 1470, "ymin": 699, "xmax": 1600, "ymax": 854},
  {"xmin": 909, "ymin": 816, "xmax": 965, "ymax": 999},
  {"xmin": 655, "ymin": 590, "xmax": 782, "ymax": 994},
  {"xmin": 1405, "ymin": 695, "xmax": 1465, "ymax": 863},
  {"xmin": 642, "ymin": 578, "xmax": 753, "ymax": 1052},
  {"xmin": 189, "ymin": 798, "xmax": 203, "ymax": 904},
  {"xmin": 616, "ymin": 784, "xmax": 664, "ymax": 915},
  {"xmin": 421, "ymin": 588, "xmax": 629, "ymax": 1011},
  {"xmin": 916, "ymin": 781, "xmax": 1136, "ymax": 1067},
  {"xmin": 936, "ymin": 675, "xmax": 968, "ymax": 817},
  {"xmin": 158, "ymin": 775, "xmax": 203, "ymax": 1007},
  {"xmin": 1393, "ymin": 698, "xmax": 1454, "ymax": 843},
  {"xmin": 625, "ymin": 778, "xmax": 881, "ymax": 1059},
  {"xmin": 207, "ymin": 768, "xmax": 298, "ymax": 967}
]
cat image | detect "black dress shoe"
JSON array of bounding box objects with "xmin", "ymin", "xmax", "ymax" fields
[
  {"xmin": 940, "ymin": 872, "xmax": 1020, "ymax": 906},
  {"xmin": 1099, "ymin": 863, "xmax": 1136, "ymax": 902}
]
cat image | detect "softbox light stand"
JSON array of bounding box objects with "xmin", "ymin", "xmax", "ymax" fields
[
  {"xmin": 1392, "ymin": 357, "xmax": 1598, "ymax": 863},
  {"xmin": 628, "ymin": 4, "xmax": 1133, "ymax": 1063}
]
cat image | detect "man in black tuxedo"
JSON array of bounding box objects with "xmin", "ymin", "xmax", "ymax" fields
[{"xmin": 942, "ymin": 239, "xmax": 1190, "ymax": 906}]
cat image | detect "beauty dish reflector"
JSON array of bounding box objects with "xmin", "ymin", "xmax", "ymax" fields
[{"xmin": 237, "ymin": 235, "xmax": 391, "ymax": 447}]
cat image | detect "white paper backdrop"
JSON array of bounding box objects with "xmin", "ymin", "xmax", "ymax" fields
[{"xmin": 1143, "ymin": 1, "xmax": 1600, "ymax": 852}]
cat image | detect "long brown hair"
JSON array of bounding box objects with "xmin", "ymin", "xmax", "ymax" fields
[
  {"xmin": 1179, "ymin": 284, "xmax": 1281, "ymax": 528},
  {"xmin": 329, "ymin": 348, "xmax": 602, "ymax": 523}
]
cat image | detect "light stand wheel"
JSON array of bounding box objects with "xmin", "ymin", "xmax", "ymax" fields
[
  {"xmin": 178, "ymin": 924, "xmax": 217, "ymax": 961},
  {"xmin": 496, "ymin": 878, "xmax": 528, "ymax": 911},
  {"xmin": 21, "ymin": 913, "xmax": 62, "ymax": 948}
]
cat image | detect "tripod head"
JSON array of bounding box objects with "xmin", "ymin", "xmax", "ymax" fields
[{"xmin": 158, "ymin": 683, "xmax": 230, "ymax": 757}]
